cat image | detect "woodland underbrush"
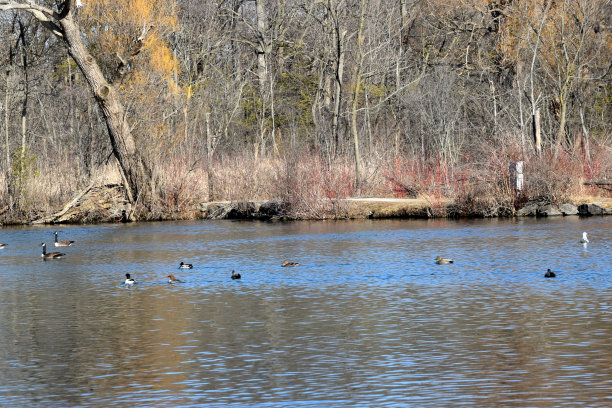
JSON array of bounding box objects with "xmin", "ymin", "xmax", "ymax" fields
[{"xmin": 1, "ymin": 142, "xmax": 610, "ymax": 223}]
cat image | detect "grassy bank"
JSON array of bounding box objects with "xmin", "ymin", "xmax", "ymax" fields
[{"xmin": 1, "ymin": 144, "xmax": 611, "ymax": 224}]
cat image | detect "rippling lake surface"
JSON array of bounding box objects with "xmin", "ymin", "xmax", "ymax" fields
[{"xmin": 0, "ymin": 217, "xmax": 611, "ymax": 407}]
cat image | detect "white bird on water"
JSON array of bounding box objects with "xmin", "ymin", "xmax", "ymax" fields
[{"xmin": 580, "ymin": 232, "xmax": 589, "ymax": 244}]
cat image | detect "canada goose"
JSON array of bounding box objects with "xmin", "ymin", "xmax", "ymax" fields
[
  {"xmin": 54, "ymin": 231, "xmax": 74, "ymax": 247},
  {"xmin": 167, "ymin": 275, "xmax": 184, "ymax": 284},
  {"xmin": 231, "ymin": 270, "xmax": 241, "ymax": 280},
  {"xmin": 435, "ymin": 256, "xmax": 454, "ymax": 265},
  {"xmin": 124, "ymin": 273, "xmax": 135, "ymax": 285},
  {"xmin": 0, "ymin": 243, "xmax": 6, "ymax": 249},
  {"xmin": 544, "ymin": 268, "xmax": 556, "ymax": 278},
  {"xmin": 41, "ymin": 243, "xmax": 65, "ymax": 259},
  {"xmin": 579, "ymin": 232, "xmax": 589, "ymax": 243},
  {"xmin": 281, "ymin": 261, "xmax": 300, "ymax": 267},
  {"xmin": 179, "ymin": 262, "xmax": 193, "ymax": 269}
]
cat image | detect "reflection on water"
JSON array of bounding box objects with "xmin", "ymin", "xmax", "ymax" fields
[{"xmin": 0, "ymin": 217, "xmax": 611, "ymax": 407}]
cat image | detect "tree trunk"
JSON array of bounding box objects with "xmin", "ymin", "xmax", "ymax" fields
[
  {"xmin": 58, "ymin": 14, "xmax": 143, "ymax": 204},
  {"xmin": 533, "ymin": 109, "xmax": 541, "ymax": 157},
  {"xmin": 332, "ymin": 28, "xmax": 346, "ymax": 157},
  {"xmin": 350, "ymin": 0, "xmax": 367, "ymax": 195},
  {"xmin": 0, "ymin": 1, "xmax": 145, "ymax": 205},
  {"xmin": 205, "ymin": 112, "xmax": 214, "ymax": 202}
]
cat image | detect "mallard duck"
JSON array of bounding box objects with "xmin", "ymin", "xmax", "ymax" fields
[
  {"xmin": 544, "ymin": 268, "xmax": 556, "ymax": 278},
  {"xmin": 281, "ymin": 261, "xmax": 300, "ymax": 267},
  {"xmin": 179, "ymin": 262, "xmax": 193, "ymax": 269},
  {"xmin": 435, "ymin": 256, "xmax": 453, "ymax": 265},
  {"xmin": 41, "ymin": 243, "xmax": 65, "ymax": 259},
  {"xmin": 54, "ymin": 231, "xmax": 74, "ymax": 247},
  {"xmin": 231, "ymin": 270, "xmax": 241, "ymax": 280}
]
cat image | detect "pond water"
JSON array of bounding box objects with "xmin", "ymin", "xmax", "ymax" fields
[{"xmin": 0, "ymin": 216, "xmax": 610, "ymax": 407}]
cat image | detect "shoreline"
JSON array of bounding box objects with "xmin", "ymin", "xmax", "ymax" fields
[{"xmin": 3, "ymin": 186, "xmax": 610, "ymax": 226}]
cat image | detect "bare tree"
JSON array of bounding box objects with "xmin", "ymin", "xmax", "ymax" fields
[{"xmin": 0, "ymin": 0, "xmax": 148, "ymax": 205}]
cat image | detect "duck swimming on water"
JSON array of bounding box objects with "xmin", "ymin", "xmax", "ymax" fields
[
  {"xmin": 544, "ymin": 268, "xmax": 556, "ymax": 278},
  {"xmin": 167, "ymin": 275, "xmax": 184, "ymax": 284},
  {"xmin": 580, "ymin": 232, "xmax": 589, "ymax": 244},
  {"xmin": 124, "ymin": 273, "xmax": 136, "ymax": 285},
  {"xmin": 281, "ymin": 261, "xmax": 300, "ymax": 267},
  {"xmin": 179, "ymin": 262, "xmax": 193, "ymax": 269},
  {"xmin": 231, "ymin": 270, "xmax": 241, "ymax": 280},
  {"xmin": 435, "ymin": 256, "xmax": 454, "ymax": 265}
]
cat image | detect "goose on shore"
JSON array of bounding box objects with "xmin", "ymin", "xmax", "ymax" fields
[
  {"xmin": 580, "ymin": 232, "xmax": 589, "ymax": 243},
  {"xmin": 41, "ymin": 243, "xmax": 65, "ymax": 259},
  {"xmin": 435, "ymin": 256, "xmax": 454, "ymax": 265},
  {"xmin": 231, "ymin": 270, "xmax": 241, "ymax": 280},
  {"xmin": 54, "ymin": 231, "xmax": 75, "ymax": 247},
  {"xmin": 167, "ymin": 275, "xmax": 184, "ymax": 284},
  {"xmin": 179, "ymin": 262, "xmax": 193, "ymax": 269},
  {"xmin": 125, "ymin": 273, "xmax": 135, "ymax": 285},
  {"xmin": 544, "ymin": 268, "xmax": 556, "ymax": 278},
  {"xmin": 281, "ymin": 261, "xmax": 300, "ymax": 267}
]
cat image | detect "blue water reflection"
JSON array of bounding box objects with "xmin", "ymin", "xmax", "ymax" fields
[{"xmin": 0, "ymin": 216, "xmax": 610, "ymax": 407}]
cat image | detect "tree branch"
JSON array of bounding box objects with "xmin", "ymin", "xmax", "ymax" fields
[{"xmin": 0, "ymin": 0, "xmax": 64, "ymax": 37}]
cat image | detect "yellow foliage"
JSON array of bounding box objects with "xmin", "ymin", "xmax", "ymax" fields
[
  {"xmin": 80, "ymin": 0, "xmax": 180, "ymax": 82},
  {"xmin": 78, "ymin": 0, "xmax": 182, "ymax": 143}
]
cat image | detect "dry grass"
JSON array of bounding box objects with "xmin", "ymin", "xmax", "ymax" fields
[{"xmin": 1, "ymin": 139, "xmax": 611, "ymax": 222}]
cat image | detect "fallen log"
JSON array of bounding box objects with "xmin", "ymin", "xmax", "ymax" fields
[
  {"xmin": 32, "ymin": 183, "xmax": 94, "ymax": 224},
  {"xmin": 583, "ymin": 179, "xmax": 612, "ymax": 191}
]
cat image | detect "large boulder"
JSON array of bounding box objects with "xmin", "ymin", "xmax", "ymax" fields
[
  {"xmin": 537, "ymin": 204, "xmax": 562, "ymax": 216},
  {"xmin": 578, "ymin": 203, "xmax": 611, "ymax": 216},
  {"xmin": 559, "ymin": 203, "xmax": 578, "ymax": 215},
  {"xmin": 516, "ymin": 203, "xmax": 538, "ymax": 216},
  {"xmin": 255, "ymin": 200, "xmax": 287, "ymax": 219}
]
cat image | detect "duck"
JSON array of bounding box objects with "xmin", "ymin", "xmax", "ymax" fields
[
  {"xmin": 544, "ymin": 268, "xmax": 556, "ymax": 278},
  {"xmin": 167, "ymin": 274, "xmax": 184, "ymax": 284},
  {"xmin": 54, "ymin": 231, "xmax": 75, "ymax": 247},
  {"xmin": 41, "ymin": 243, "xmax": 65, "ymax": 259},
  {"xmin": 179, "ymin": 262, "xmax": 193, "ymax": 269},
  {"xmin": 579, "ymin": 232, "xmax": 589, "ymax": 243},
  {"xmin": 124, "ymin": 273, "xmax": 136, "ymax": 285},
  {"xmin": 281, "ymin": 261, "xmax": 300, "ymax": 267},
  {"xmin": 0, "ymin": 243, "xmax": 6, "ymax": 249},
  {"xmin": 435, "ymin": 256, "xmax": 454, "ymax": 264},
  {"xmin": 231, "ymin": 270, "xmax": 241, "ymax": 280}
]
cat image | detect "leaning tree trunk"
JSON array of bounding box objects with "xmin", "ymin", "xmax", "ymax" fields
[
  {"xmin": 0, "ymin": 0, "xmax": 145, "ymax": 205},
  {"xmin": 58, "ymin": 14, "xmax": 142, "ymax": 204}
]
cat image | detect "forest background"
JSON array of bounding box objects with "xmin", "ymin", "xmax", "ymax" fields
[{"xmin": 0, "ymin": 0, "xmax": 610, "ymax": 221}]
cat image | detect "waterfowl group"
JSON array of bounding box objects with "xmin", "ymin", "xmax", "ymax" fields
[
  {"xmin": 41, "ymin": 243, "xmax": 65, "ymax": 259},
  {"xmin": 8, "ymin": 229, "xmax": 594, "ymax": 285}
]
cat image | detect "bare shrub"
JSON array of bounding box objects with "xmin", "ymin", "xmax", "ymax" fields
[
  {"xmin": 273, "ymin": 153, "xmax": 354, "ymax": 219},
  {"xmin": 523, "ymin": 151, "xmax": 583, "ymax": 204}
]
